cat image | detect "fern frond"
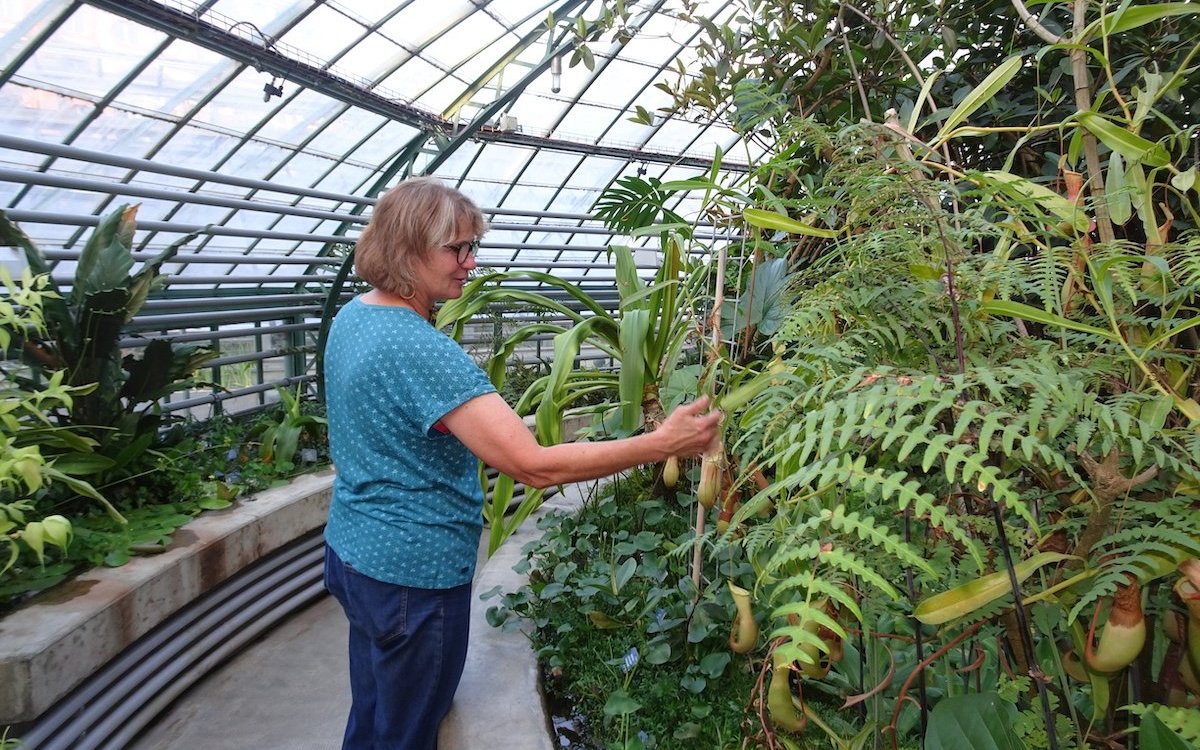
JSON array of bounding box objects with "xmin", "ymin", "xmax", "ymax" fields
[
  {"xmin": 1068, "ymin": 566, "xmax": 1125, "ymax": 623},
  {"xmin": 822, "ymin": 506, "xmax": 936, "ymax": 578},
  {"xmin": 775, "ymin": 546, "xmax": 904, "ymax": 602},
  {"xmin": 765, "ymin": 570, "xmax": 864, "ymax": 623}
]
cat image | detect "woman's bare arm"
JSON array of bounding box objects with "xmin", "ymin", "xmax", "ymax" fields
[{"xmin": 440, "ymin": 392, "xmax": 721, "ymax": 489}]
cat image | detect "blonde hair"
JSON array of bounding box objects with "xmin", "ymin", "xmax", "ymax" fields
[{"xmin": 353, "ymin": 177, "xmax": 487, "ymax": 297}]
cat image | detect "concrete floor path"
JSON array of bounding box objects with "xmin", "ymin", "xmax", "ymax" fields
[{"xmin": 126, "ymin": 482, "xmax": 597, "ymax": 750}]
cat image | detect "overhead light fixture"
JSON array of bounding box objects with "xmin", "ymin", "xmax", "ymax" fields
[
  {"xmin": 263, "ymin": 76, "xmax": 284, "ymax": 102},
  {"xmin": 550, "ymin": 55, "xmax": 562, "ymax": 94}
]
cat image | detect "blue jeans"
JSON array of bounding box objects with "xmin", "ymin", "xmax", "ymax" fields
[{"xmin": 324, "ymin": 544, "xmax": 471, "ymax": 750}]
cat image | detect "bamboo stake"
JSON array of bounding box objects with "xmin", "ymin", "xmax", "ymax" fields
[{"xmin": 692, "ymin": 231, "xmax": 729, "ymax": 594}]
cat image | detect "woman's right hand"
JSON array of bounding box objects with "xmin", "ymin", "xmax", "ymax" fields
[{"xmin": 654, "ymin": 395, "xmax": 723, "ymax": 458}]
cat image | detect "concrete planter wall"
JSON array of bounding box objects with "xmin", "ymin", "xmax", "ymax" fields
[
  {"xmin": 0, "ymin": 470, "xmax": 335, "ymax": 725},
  {"xmin": 0, "ymin": 413, "xmax": 593, "ymax": 731}
]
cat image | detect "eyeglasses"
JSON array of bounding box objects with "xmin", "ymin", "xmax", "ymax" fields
[{"xmin": 442, "ymin": 239, "xmax": 480, "ymax": 265}]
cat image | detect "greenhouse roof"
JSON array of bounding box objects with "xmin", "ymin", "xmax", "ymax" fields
[{"xmin": 0, "ymin": 0, "xmax": 765, "ymax": 285}]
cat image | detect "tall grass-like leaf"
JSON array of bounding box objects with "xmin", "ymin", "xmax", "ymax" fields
[
  {"xmin": 924, "ymin": 693, "xmax": 1026, "ymax": 750},
  {"xmin": 485, "ymin": 323, "xmax": 565, "ymax": 386},
  {"xmin": 612, "ymin": 244, "xmax": 645, "ymax": 306},
  {"xmin": 1078, "ymin": 112, "xmax": 1170, "ymax": 168},
  {"xmin": 535, "ymin": 317, "xmax": 613, "ymax": 444},
  {"xmin": 1089, "ymin": 2, "xmax": 1200, "ymax": 36},
  {"xmin": 977, "ymin": 171, "xmax": 1089, "ymax": 232},
  {"xmin": 934, "ymin": 55, "xmax": 1023, "ymax": 142},
  {"xmin": 618, "ymin": 308, "xmax": 650, "ymax": 433},
  {"xmin": 907, "ymin": 69, "xmax": 942, "ymax": 134},
  {"xmin": 980, "ymin": 300, "xmax": 1117, "ymax": 340},
  {"xmin": 436, "ymin": 269, "xmax": 606, "ymax": 329},
  {"xmin": 743, "ymin": 208, "xmax": 839, "ymax": 238},
  {"xmin": 1142, "ymin": 315, "xmax": 1200, "ymax": 354}
]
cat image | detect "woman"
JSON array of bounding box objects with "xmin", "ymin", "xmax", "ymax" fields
[{"xmin": 322, "ymin": 176, "xmax": 721, "ymax": 750}]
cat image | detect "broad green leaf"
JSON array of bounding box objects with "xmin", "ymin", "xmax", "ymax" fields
[
  {"xmin": 661, "ymin": 364, "xmax": 702, "ymax": 413},
  {"xmin": 1134, "ymin": 709, "xmax": 1197, "ymax": 749},
  {"xmin": 924, "ymin": 692, "xmax": 1026, "ymax": 750},
  {"xmin": 613, "ymin": 245, "xmax": 645, "ymax": 304},
  {"xmin": 39, "ymin": 515, "xmax": 71, "ymax": 548},
  {"xmin": 629, "ymin": 222, "xmax": 692, "ymax": 237},
  {"xmin": 588, "ymin": 611, "xmax": 624, "ymax": 630},
  {"xmin": 22, "ymin": 521, "xmax": 46, "ymax": 564},
  {"xmin": 49, "ymin": 453, "xmax": 116, "ymax": 475},
  {"xmin": 436, "ymin": 269, "xmax": 608, "ymax": 328},
  {"xmin": 602, "ymin": 689, "xmax": 641, "ymax": 717},
  {"xmin": 721, "ymin": 257, "xmax": 789, "ymax": 336},
  {"xmin": 1171, "ymin": 166, "xmax": 1196, "ymax": 193},
  {"xmin": 715, "ymin": 369, "xmax": 773, "ymax": 412},
  {"xmin": 914, "ymin": 552, "xmax": 1074, "ymax": 625},
  {"xmin": 74, "ymin": 204, "xmax": 137, "ymax": 305},
  {"xmin": 621, "ymin": 279, "xmax": 678, "ymax": 309},
  {"xmin": 535, "ymin": 317, "xmax": 614, "ymax": 444},
  {"xmin": 1121, "ymin": 161, "xmax": 1164, "ymax": 245},
  {"xmin": 981, "ymin": 299, "xmax": 1117, "ymax": 339},
  {"xmin": 698, "ymin": 651, "xmax": 730, "ymax": 678},
  {"xmin": 485, "ymin": 473, "xmax": 516, "ymax": 553},
  {"xmin": 1078, "ymin": 112, "xmax": 1170, "ymax": 168},
  {"xmin": 612, "ymin": 557, "xmax": 637, "ymax": 594},
  {"xmin": 1105, "ymin": 151, "xmax": 1132, "ymax": 225},
  {"xmin": 935, "ymin": 56, "xmax": 1023, "ymax": 142},
  {"xmin": 659, "ymin": 178, "xmax": 721, "ymax": 192},
  {"xmin": 1090, "ymin": 3, "xmax": 1200, "ymax": 36},
  {"xmin": 485, "ymin": 323, "xmax": 564, "ymax": 386},
  {"xmin": 743, "ymin": 208, "xmax": 839, "ymax": 238},
  {"xmin": 1143, "ymin": 315, "xmax": 1200, "ymax": 356}
]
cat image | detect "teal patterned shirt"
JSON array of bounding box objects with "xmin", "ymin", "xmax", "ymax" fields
[{"xmin": 323, "ymin": 297, "xmax": 496, "ymax": 588}]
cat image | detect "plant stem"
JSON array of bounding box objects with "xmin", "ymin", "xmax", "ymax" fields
[
  {"xmin": 692, "ymin": 225, "xmax": 730, "ymax": 594},
  {"xmin": 990, "ymin": 498, "xmax": 1060, "ymax": 750},
  {"xmin": 1071, "ymin": 0, "xmax": 1116, "ymax": 244},
  {"xmin": 902, "ymin": 510, "xmax": 929, "ymax": 739}
]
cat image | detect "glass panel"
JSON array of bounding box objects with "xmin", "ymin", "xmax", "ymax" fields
[
  {"xmin": 375, "ymin": 2, "xmax": 475, "ymax": 52},
  {"xmin": 204, "ymin": 0, "xmax": 299, "ymax": 33},
  {"xmin": 118, "ymin": 41, "xmax": 231, "ymax": 116},
  {"xmin": 342, "ymin": 120, "xmax": 421, "ymax": 166},
  {"xmin": 375, "ymin": 57, "xmax": 447, "ymax": 103},
  {"xmin": 0, "ymin": 85, "xmax": 85, "ymax": 144},
  {"xmin": 193, "ymin": 68, "xmax": 291, "ymax": 136},
  {"xmin": 9, "ymin": 5, "xmax": 167, "ymax": 95},
  {"xmin": 244, "ymin": 89, "xmax": 339, "ymax": 146},
  {"xmin": 273, "ymin": 151, "xmax": 343, "ymax": 191},
  {"xmin": 303, "ymin": 110, "xmax": 385, "ymax": 161},
  {"xmin": 0, "ymin": 0, "xmax": 763, "ymax": 292},
  {"xmin": 20, "ymin": 185, "xmax": 106, "ymax": 216},
  {"xmin": 333, "ymin": 35, "xmax": 402, "ymax": 83},
  {"xmin": 151, "ymin": 128, "xmax": 242, "ymax": 173},
  {"xmin": 555, "ymin": 102, "xmax": 619, "ymax": 142},
  {"xmin": 311, "ymin": 164, "xmax": 373, "ymax": 198},
  {"xmin": 170, "ymin": 203, "xmax": 233, "ymax": 226},
  {"xmin": 70, "ymin": 109, "xmax": 175, "ymax": 161},
  {"xmin": 274, "ymin": 4, "xmax": 364, "ymax": 64},
  {"xmin": 0, "ymin": 0, "xmax": 71, "ymax": 70},
  {"xmin": 218, "ymin": 141, "xmax": 290, "ymax": 185}
]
